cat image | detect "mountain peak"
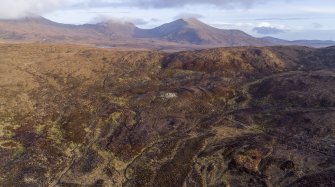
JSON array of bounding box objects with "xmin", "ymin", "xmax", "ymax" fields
[
  {"xmin": 18, "ymin": 15, "xmax": 49, "ymax": 22},
  {"xmin": 97, "ymin": 19, "xmax": 136, "ymax": 27},
  {"xmin": 172, "ymin": 18, "xmax": 206, "ymax": 27},
  {"xmin": 134, "ymin": 18, "xmax": 267, "ymax": 45},
  {"xmin": 1, "ymin": 16, "xmax": 58, "ymax": 26},
  {"xmin": 180, "ymin": 17, "xmax": 201, "ymax": 23}
]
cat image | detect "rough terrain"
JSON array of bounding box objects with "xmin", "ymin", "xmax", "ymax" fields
[{"xmin": 0, "ymin": 44, "xmax": 334, "ymax": 186}]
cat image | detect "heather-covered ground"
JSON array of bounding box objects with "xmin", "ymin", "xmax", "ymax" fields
[{"xmin": 0, "ymin": 44, "xmax": 334, "ymax": 186}]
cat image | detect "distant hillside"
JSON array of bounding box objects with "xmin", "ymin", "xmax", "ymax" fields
[
  {"xmin": 0, "ymin": 16, "xmax": 334, "ymax": 50},
  {"xmin": 135, "ymin": 18, "xmax": 269, "ymax": 46},
  {"xmin": 261, "ymin": 36, "xmax": 335, "ymax": 48},
  {"xmin": 0, "ymin": 16, "xmax": 137, "ymax": 42}
]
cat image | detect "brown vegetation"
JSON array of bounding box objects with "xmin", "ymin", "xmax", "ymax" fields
[{"xmin": 0, "ymin": 43, "xmax": 334, "ymax": 186}]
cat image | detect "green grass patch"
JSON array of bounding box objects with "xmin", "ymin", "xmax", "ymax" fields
[
  {"xmin": 47, "ymin": 120, "xmax": 63, "ymax": 144},
  {"xmin": 248, "ymin": 124, "xmax": 266, "ymax": 134},
  {"xmin": 13, "ymin": 144, "xmax": 26, "ymax": 158}
]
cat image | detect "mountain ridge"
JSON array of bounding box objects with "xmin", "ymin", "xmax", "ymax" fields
[
  {"xmin": 135, "ymin": 18, "xmax": 269, "ymax": 46},
  {"xmin": 261, "ymin": 36, "xmax": 335, "ymax": 48},
  {"xmin": 0, "ymin": 16, "xmax": 334, "ymax": 50}
]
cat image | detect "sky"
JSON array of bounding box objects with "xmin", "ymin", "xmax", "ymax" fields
[{"xmin": 1, "ymin": 0, "xmax": 335, "ymax": 40}]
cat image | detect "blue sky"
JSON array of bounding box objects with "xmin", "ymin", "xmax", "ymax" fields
[{"xmin": 1, "ymin": 0, "xmax": 335, "ymax": 40}]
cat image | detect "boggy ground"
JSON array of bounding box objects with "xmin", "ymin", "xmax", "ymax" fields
[{"xmin": 0, "ymin": 43, "xmax": 334, "ymax": 187}]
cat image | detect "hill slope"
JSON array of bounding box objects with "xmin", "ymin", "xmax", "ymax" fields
[
  {"xmin": 0, "ymin": 16, "xmax": 139, "ymax": 42},
  {"xmin": 135, "ymin": 18, "xmax": 269, "ymax": 46},
  {"xmin": 261, "ymin": 36, "xmax": 335, "ymax": 48},
  {"xmin": 0, "ymin": 44, "xmax": 334, "ymax": 186}
]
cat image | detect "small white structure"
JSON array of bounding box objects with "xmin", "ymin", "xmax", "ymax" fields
[{"xmin": 160, "ymin": 92, "xmax": 178, "ymax": 99}]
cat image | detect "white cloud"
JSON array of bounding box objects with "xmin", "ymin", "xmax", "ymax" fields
[
  {"xmin": 253, "ymin": 26, "xmax": 285, "ymax": 35},
  {"xmin": 90, "ymin": 15, "xmax": 148, "ymax": 25},
  {"xmin": 85, "ymin": 0, "xmax": 262, "ymax": 7},
  {"xmin": 0, "ymin": 0, "xmax": 81, "ymax": 19},
  {"xmin": 257, "ymin": 22, "xmax": 290, "ymax": 30},
  {"xmin": 174, "ymin": 13, "xmax": 204, "ymax": 19},
  {"xmin": 125, "ymin": 0, "xmax": 266, "ymax": 8}
]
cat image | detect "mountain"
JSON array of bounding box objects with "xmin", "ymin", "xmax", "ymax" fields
[
  {"xmin": 261, "ymin": 36, "xmax": 335, "ymax": 48},
  {"xmin": 0, "ymin": 16, "xmax": 137, "ymax": 42},
  {"xmin": 0, "ymin": 16, "xmax": 334, "ymax": 50},
  {"xmin": 0, "ymin": 16, "xmax": 99, "ymax": 42},
  {"xmin": 1, "ymin": 43, "xmax": 335, "ymax": 186},
  {"xmin": 135, "ymin": 18, "xmax": 269, "ymax": 46},
  {"xmin": 83, "ymin": 20, "xmax": 137, "ymax": 39},
  {"xmin": 0, "ymin": 17, "xmax": 269, "ymax": 48}
]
